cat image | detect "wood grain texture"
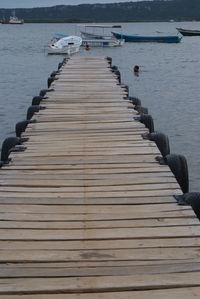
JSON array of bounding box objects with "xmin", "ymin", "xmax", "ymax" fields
[{"xmin": 0, "ymin": 56, "xmax": 198, "ymax": 298}]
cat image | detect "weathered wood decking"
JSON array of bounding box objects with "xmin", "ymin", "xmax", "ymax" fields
[{"xmin": 0, "ymin": 56, "xmax": 200, "ymax": 298}]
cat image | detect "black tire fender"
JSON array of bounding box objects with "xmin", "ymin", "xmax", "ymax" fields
[
  {"xmin": 107, "ymin": 56, "xmax": 112, "ymax": 66},
  {"xmin": 149, "ymin": 132, "xmax": 170, "ymax": 158},
  {"xmin": 1, "ymin": 137, "xmax": 20, "ymax": 162},
  {"xmin": 115, "ymin": 70, "xmax": 121, "ymax": 84},
  {"xmin": 111, "ymin": 65, "xmax": 118, "ymax": 72},
  {"xmin": 165, "ymin": 154, "xmax": 189, "ymax": 194},
  {"xmin": 140, "ymin": 114, "xmax": 154, "ymax": 133},
  {"xmin": 129, "ymin": 97, "xmax": 141, "ymax": 106},
  {"xmin": 32, "ymin": 96, "xmax": 43, "ymax": 106},
  {"xmin": 58, "ymin": 62, "xmax": 63, "ymax": 70},
  {"xmin": 50, "ymin": 71, "xmax": 59, "ymax": 78},
  {"xmin": 184, "ymin": 192, "xmax": 200, "ymax": 220},
  {"xmin": 47, "ymin": 77, "xmax": 54, "ymax": 88},
  {"xmin": 27, "ymin": 105, "xmax": 40, "ymax": 120},
  {"xmin": 39, "ymin": 89, "xmax": 54, "ymax": 97},
  {"xmin": 16, "ymin": 120, "xmax": 30, "ymax": 137},
  {"xmin": 135, "ymin": 106, "xmax": 148, "ymax": 115}
]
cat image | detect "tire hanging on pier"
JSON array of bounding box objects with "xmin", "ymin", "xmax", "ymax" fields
[
  {"xmin": 32, "ymin": 96, "xmax": 43, "ymax": 106},
  {"xmin": 165, "ymin": 154, "xmax": 189, "ymax": 194},
  {"xmin": 1, "ymin": 137, "xmax": 20, "ymax": 163},
  {"xmin": 184, "ymin": 192, "xmax": 200, "ymax": 219},
  {"xmin": 40, "ymin": 89, "xmax": 54, "ymax": 97},
  {"xmin": 149, "ymin": 132, "xmax": 170, "ymax": 158},
  {"xmin": 16, "ymin": 120, "xmax": 30, "ymax": 137},
  {"xmin": 140, "ymin": 114, "xmax": 154, "ymax": 133},
  {"xmin": 26, "ymin": 105, "xmax": 40, "ymax": 120}
]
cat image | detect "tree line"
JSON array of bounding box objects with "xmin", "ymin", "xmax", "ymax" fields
[{"xmin": 0, "ymin": 0, "xmax": 199, "ymax": 23}]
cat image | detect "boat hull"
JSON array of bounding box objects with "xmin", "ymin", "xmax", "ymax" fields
[
  {"xmin": 176, "ymin": 28, "xmax": 200, "ymax": 36},
  {"xmin": 48, "ymin": 35, "xmax": 82, "ymax": 55},
  {"xmin": 48, "ymin": 46, "xmax": 80, "ymax": 55},
  {"xmin": 112, "ymin": 32, "xmax": 182, "ymax": 43},
  {"xmin": 82, "ymin": 38, "xmax": 124, "ymax": 47}
]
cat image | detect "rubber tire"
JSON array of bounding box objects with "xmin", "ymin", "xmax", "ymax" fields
[
  {"xmin": 115, "ymin": 70, "xmax": 121, "ymax": 84},
  {"xmin": 123, "ymin": 85, "xmax": 129, "ymax": 96},
  {"xmin": 48, "ymin": 77, "xmax": 54, "ymax": 88},
  {"xmin": 149, "ymin": 132, "xmax": 170, "ymax": 157},
  {"xmin": 130, "ymin": 97, "xmax": 141, "ymax": 106},
  {"xmin": 107, "ymin": 56, "xmax": 112, "ymax": 66},
  {"xmin": 40, "ymin": 89, "xmax": 54, "ymax": 97},
  {"xmin": 27, "ymin": 105, "xmax": 40, "ymax": 120},
  {"xmin": 165, "ymin": 154, "xmax": 189, "ymax": 194},
  {"xmin": 184, "ymin": 192, "xmax": 200, "ymax": 220},
  {"xmin": 111, "ymin": 66, "xmax": 118, "ymax": 72},
  {"xmin": 58, "ymin": 62, "xmax": 63, "ymax": 70},
  {"xmin": 51, "ymin": 71, "xmax": 58, "ymax": 78},
  {"xmin": 140, "ymin": 114, "xmax": 154, "ymax": 133},
  {"xmin": 16, "ymin": 120, "xmax": 30, "ymax": 137},
  {"xmin": 135, "ymin": 106, "xmax": 148, "ymax": 115},
  {"xmin": 32, "ymin": 96, "xmax": 43, "ymax": 106},
  {"xmin": 1, "ymin": 137, "xmax": 20, "ymax": 162}
]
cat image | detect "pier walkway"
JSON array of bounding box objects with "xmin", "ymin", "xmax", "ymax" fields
[{"xmin": 0, "ymin": 57, "xmax": 200, "ymax": 298}]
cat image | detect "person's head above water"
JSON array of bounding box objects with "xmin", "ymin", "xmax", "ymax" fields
[{"xmin": 134, "ymin": 65, "xmax": 139, "ymax": 72}]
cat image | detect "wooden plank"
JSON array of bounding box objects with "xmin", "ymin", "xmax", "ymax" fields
[
  {"xmin": 0, "ymin": 56, "xmax": 197, "ymax": 297},
  {"xmin": 0, "ymin": 247, "xmax": 200, "ymax": 263},
  {"xmin": 0, "ymin": 272, "xmax": 200, "ymax": 294},
  {"xmin": 0, "ymin": 226, "xmax": 198, "ymax": 241},
  {"xmin": 0, "ymin": 237, "xmax": 199, "ymax": 250},
  {"xmin": 1, "ymin": 287, "xmax": 200, "ymax": 299},
  {"xmin": 0, "ymin": 217, "xmax": 198, "ymax": 229}
]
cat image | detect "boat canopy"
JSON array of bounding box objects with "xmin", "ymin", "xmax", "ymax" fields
[{"xmin": 53, "ymin": 33, "xmax": 68, "ymax": 38}]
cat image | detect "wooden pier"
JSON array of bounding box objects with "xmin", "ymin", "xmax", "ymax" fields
[{"xmin": 0, "ymin": 56, "xmax": 200, "ymax": 298}]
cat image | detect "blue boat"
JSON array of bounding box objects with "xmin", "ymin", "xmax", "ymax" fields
[{"xmin": 112, "ymin": 31, "xmax": 182, "ymax": 43}]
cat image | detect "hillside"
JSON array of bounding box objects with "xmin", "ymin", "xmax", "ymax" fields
[{"xmin": 0, "ymin": 0, "xmax": 200, "ymax": 23}]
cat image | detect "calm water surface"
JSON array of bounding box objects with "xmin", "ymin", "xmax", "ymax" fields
[{"xmin": 0, "ymin": 22, "xmax": 200, "ymax": 190}]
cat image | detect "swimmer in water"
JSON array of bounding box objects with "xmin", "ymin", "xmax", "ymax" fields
[
  {"xmin": 85, "ymin": 44, "xmax": 90, "ymax": 51},
  {"xmin": 134, "ymin": 65, "xmax": 139, "ymax": 73}
]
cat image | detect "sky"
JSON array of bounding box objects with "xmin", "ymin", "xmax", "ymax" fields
[{"xmin": 0, "ymin": 0, "xmax": 147, "ymax": 9}]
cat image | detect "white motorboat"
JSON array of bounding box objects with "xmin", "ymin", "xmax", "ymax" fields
[{"xmin": 48, "ymin": 35, "xmax": 82, "ymax": 55}]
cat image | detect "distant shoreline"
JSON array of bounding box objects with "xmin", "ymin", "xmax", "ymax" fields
[
  {"xmin": 1, "ymin": 1, "xmax": 200, "ymax": 24},
  {"xmin": 4, "ymin": 20, "xmax": 199, "ymax": 24}
]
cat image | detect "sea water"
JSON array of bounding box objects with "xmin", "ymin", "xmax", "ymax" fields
[{"xmin": 0, "ymin": 22, "xmax": 200, "ymax": 190}]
